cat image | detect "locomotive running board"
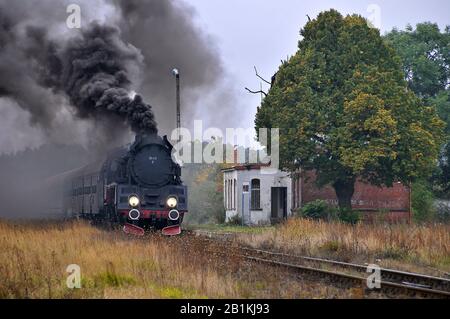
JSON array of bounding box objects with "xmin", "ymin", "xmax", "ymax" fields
[
  {"xmin": 123, "ymin": 223, "xmax": 145, "ymax": 236},
  {"xmin": 162, "ymin": 225, "xmax": 181, "ymax": 236}
]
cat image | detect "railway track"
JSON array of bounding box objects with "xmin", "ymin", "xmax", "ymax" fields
[
  {"xmin": 240, "ymin": 247, "xmax": 450, "ymax": 298},
  {"xmin": 192, "ymin": 230, "xmax": 450, "ymax": 298},
  {"xmin": 242, "ymin": 247, "xmax": 450, "ymax": 292}
]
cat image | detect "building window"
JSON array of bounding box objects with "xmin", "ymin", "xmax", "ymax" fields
[
  {"xmin": 229, "ymin": 179, "xmax": 231, "ymax": 210},
  {"xmin": 224, "ymin": 180, "xmax": 228, "ymax": 209},
  {"xmin": 231, "ymin": 179, "xmax": 234, "ymax": 210},
  {"xmin": 229, "ymin": 179, "xmax": 232, "ymax": 210},
  {"xmin": 251, "ymin": 179, "xmax": 261, "ymax": 210},
  {"xmin": 228, "ymin": 179, "xmax": 232, "ymax": 210},
  {"xmin": 226, "ymin": 179, "xmax": 230, "ymax": 210},
  {"xmin": 233, "ymin": 179, "xmax": 237, "ymax": 210},
  {"xmin": 225, "ymin": 179, "xmax": 230, "ymax": 210}
]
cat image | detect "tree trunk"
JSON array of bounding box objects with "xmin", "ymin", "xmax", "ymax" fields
[{"xmin": 333, "ymin": 178, "xmax": 356, "ymax": 210}]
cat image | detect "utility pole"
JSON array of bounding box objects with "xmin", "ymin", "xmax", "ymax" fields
[{"xmin": 172, "ymin": 68, "xmax": 181, "ymax": 142}]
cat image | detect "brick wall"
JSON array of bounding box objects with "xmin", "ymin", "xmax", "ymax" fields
[{"xmin": 298, "ymin": 171, "xmax": 411, "ymax": 222}]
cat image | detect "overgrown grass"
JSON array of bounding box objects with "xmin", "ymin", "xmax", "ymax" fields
[
  {"xmin": 237, "ymin": 218, "xmax": 450, "ymax": 274},
  {"xmin": 187, "ymin": 223, "xmax": 275, "ymax": 234},
  {"xmin": 1, "ymin": 219, "xmax": 437, "ymax": 299},
  {"xmin": 0, "ymin": 220, "xmax": 357, "ymax": 299},
  {"xmin": 0, "ymin": 220, "xmax": 239, "ymax": 299}
]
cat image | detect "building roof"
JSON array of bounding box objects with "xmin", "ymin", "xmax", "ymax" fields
[{"xmin": 221, "ymin": 163, "xmax": 271, "ymax": 172}]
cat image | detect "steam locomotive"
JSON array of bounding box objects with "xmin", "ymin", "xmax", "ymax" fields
[{"xmin": 45, "ymin": 133, "xmax": 187, "ymax": 236}]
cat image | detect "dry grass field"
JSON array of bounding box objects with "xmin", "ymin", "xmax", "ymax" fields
[
  {"xmin": 0, "ymin": 219, "xmax": 448, "ymax": 299},
  {"xmin": 237, "ymin": 218, "xmax": 450, "ymax": 276},
  {"xmin": 0, "ymin": 220, "xmax": 237, "ymax": 299},
  {"xmin": 0, "ymin": 220, "xmax": 368, "ymax": 299}
]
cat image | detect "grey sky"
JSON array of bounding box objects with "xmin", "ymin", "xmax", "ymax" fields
[{"xmin": 185, "ymin": 0, "xmax": 450, "ymax": 130}]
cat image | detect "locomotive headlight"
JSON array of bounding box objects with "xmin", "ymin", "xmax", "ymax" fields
[
  {"xmin": 166, "ymin": 196, "xmax": 178, "ymax": 208},
  {"xmin": 128, "ymin": 195, "xmax": 140, "ymax": 207}
]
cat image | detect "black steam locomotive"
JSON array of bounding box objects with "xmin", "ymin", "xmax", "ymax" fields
[{"xmin": 46, "ymin": 133, "xmax": 187, "ymax": 236}]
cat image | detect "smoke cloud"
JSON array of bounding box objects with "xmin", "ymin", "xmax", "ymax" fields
[
  {"xmin": 0, "ymin": 0, "xmax": 240, "ymax": 154},
  {"xmin": 26, "ymin": 23, "xmax": 158, "ymax": 135},
  {"xmin": 112, "ymin": 0, "xmax": 230, "ymax": 133},
  {"xmin": 0, "ymin": 0, "xmax": 242, "ymax": 219}
]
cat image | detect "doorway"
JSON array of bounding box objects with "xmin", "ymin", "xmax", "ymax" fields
[{"xmin": 271, "ymin": 187, "xmax": 287, "ymax": 219}]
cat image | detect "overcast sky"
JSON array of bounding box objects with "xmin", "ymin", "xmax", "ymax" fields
[
  {"xmin": 185, "ymin": 0, "xmax": 450, "ymax": 130},
  {"xmin": 1, "ymin": 0, "xmax": 448, "ymax": 154}
]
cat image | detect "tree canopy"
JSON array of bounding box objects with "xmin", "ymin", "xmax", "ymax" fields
[
  {"xmin": 384, "ymin": 23, "xmax": 450, "ymax": 99},
  {"xmin": 255, "ymin": 10, "xmax": 445, "ymax": 208},
  {"xmin": 385, "ymin": 23, "xmax": 450, "ymax": 197}
]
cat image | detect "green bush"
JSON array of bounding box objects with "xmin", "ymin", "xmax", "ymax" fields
[
  {"xmin": 412, "ymin": 180, "xmax": 436, "ymax": 222},
  {"xmin": 298, "ymin": 200, "xmax": 337, "ymax": 220},
  {"xmin": 299, "ymin": 200, "xmax": 362, "ymax": 224},
  {"xmin": 338, "ymin": 208, "xmax": 360, "ymax": 225}
]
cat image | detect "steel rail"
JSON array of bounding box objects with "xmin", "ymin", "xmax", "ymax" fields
[
  {"xmin": 244, "ymin": 255, "xmax": 450, "ymax": 298},
  {"xmin": 241, "ymin": 247, "xmax": 450, "ymax": 292},
  {"xmin": 192, "ymin": 230, "xmax": 450, "ymax": 297}
]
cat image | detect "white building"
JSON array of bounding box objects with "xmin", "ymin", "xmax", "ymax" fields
[{"xmin": 223, "ymin": 164, "xmax": 292, "ymax": 225}]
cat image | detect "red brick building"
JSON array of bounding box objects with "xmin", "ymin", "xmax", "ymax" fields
[{"xmin": 292, "ymin": 171, "xmax": 411, "ymax": 222}]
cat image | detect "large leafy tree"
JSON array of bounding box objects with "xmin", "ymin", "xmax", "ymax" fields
[
  {"xmin": 385, "ymin": 23, "xmax": 450, "ymax": 196},
  {"xmin": 255, "ymin": 10, "xmax": 445, "ymax": 209}
]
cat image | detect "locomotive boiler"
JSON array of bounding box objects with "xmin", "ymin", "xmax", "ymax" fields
[{"xmin": 46, "ymin": 133, "xmax": 187, "ymax": 236}]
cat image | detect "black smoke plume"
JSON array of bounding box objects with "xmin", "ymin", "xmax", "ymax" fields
[{"xmin": 27, "ymin": 23, "xmax": 158, "ymax": 135}]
